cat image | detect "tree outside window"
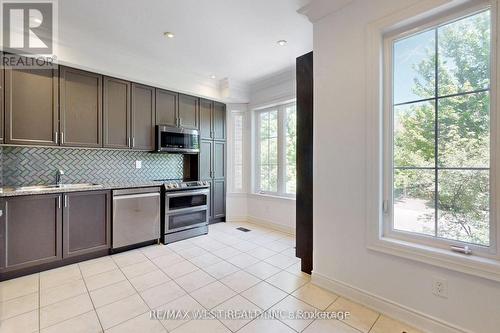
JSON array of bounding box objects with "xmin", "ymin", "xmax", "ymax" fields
[{"xmin": 391, "ymin": 10, "xmax": 491, "ymax": 246}]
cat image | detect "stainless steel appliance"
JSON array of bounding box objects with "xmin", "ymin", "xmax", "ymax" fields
[
  {"xmin": 159, "ymin": 180, "xmax": 210, "ymax": 244},
  {"xmin": 112, "ymin": 187, "xmax": 161, "ymax": 249},
  {"xmin": 155, "ymin": 125, "xmax": 199, "ymax": 154}
]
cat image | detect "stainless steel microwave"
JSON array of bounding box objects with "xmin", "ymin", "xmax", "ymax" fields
[{"xmin": 155, "ymin": 125, "xmax": 199, "ymax": 154}]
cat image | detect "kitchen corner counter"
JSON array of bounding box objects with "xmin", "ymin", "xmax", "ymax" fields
[{"xmin": 0, "ymin": 181, "xmax": 165, "ymax": 197}]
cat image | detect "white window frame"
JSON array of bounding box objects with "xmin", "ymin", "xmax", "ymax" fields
[
  {"xmin": 230, "ymin": 110, "xmax": 245, "ymax": 193},
  {"xmin": 366, "ymin": 0, "xmax": 500, "ymax": 282},
  {"xmin": 384, "ymin": 6, "xmax": 497, "ymax": 257},
  {"xmin": 253, "ymin": 102, "xmax": 296, "ymax": 198}
]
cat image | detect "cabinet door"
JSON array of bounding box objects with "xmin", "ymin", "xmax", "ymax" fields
[
  {"xmin": 0, "ymin": 54, "xmax": 3, "ymax": 143},
  {"xmin": 63, "ymin": 191, "xmax": 110, "ymax": 258},
  {"xmin": 156, "ymin": 89, "xmax": 177, "ymax": 126},
  {"xmin": 214, "ymin": 141, "xmax": 226, "ymax": 179},
  {"xmin": 103, "ymin": 77, "xmax": 131, "ymax": 149},
  {"xmin": 178, "ymin": 94, "xmax": 199, "ymax": 130},
  {"xmin": 60, "ymin": 67, "xmax": 103, "ymax": 147},
  {"xmin": 206, "ymin": 179, "xmax": 214, "ymax": 221},
  {"xmin": 199, "ymin": 140, "xmax": 213, "ymax": 180},
  {"xmin": 212, "ymin": 179, "xmax": 226, "ymax": 219},
  {"xmin": 213, "ymin": 102, "xmax": 226, "ymax": 140},
  {"xmin": 199, "ymin": 99, "xmax": 213, "ymax": 140},
  {"xmin": 131, "ymin": 83, "xmax": 155, "ymax": 150},
  {"xmin": 0, "ymin": 194, "xmax": 62, "ymax": 272},
  {"xmin": 5, "ymin": 65, "xmax": 59, "ymax": 145}
]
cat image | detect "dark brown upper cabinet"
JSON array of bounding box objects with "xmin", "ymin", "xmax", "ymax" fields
[
  {"xmin": 131, "ymin": 83, "xmax": 155, "ymax": 150},
  {"xmin": 103, "ymin": 77, "xmax": 131, "ymax": 149},
  {"xmin": 4, "ymin": 65, "xmax": 59, "ymax": 146},
  {"xmin": 213, "ymin": 102, "xmax": 226, "ymax": 140},
  {"xmin": 178, "ymin": 94, "xmax": 199, "ymax": 130},
  {"xmin": 199, "ymin": 99, "xmax": 213, "ymax": 140},
  {"xmin": 156, "ymin": 89, "xmax": 178, "ymax": 127},
  {"xmin": 0, "ymin": 194, "xmax": 62, "ymax": 273},
  {"xmin": 60, "ymin": 67, "xmax": 103, "ymax": 147},
  {"xmin": 0, "ymin": 54, "xmax": 4, "ymax": 143},
  {"xmin": 63, "ymin": 191, "xmax": 110, "ymax": 258}
]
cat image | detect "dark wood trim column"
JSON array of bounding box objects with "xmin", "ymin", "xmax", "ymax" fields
[{"xmin": 296, "ymin": 51, "xmax": 313, "ymax": 274}]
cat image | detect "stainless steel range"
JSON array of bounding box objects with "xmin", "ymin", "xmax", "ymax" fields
[{"xmin": 156, "ymin": 179, "xmax": 210, "ymax": 244}]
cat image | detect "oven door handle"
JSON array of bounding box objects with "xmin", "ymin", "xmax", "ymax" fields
[
  {"xmin": 165, "ymin": 190, "xmax": 209, "ymax": 198},
  {"xmin": 166, "ymin": 205, "xmax": 208, "ymax": 215}
]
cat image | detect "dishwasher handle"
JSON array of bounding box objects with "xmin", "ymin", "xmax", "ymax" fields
[{"xmin": 113, "ymin": 192, "xmax": 160, "ymax": 200}]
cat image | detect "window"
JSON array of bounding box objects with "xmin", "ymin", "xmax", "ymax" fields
[
  {"xmin": 384, "ymin": 9, "xmax": 495, "ymax": 255},
  {"xmin": 232, "ymin": 112, "xmax": 244, "ymax": 192},
  {"xmin": 285, "ymin": 104, "xmax": 297, "ymax": 194},
  {"xmin": 255, "ymin": 102, "xmax": 296, "ymax": 197}
]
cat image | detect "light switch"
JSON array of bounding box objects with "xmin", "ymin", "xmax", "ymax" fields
[{"xmin": 135, "ymin": 160, "xmax": 142, "ymax": 169}]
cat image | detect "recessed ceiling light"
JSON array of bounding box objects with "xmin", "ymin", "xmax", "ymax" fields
[
  {"xmin": 277, "ymin": 40, "xmax": 287, "ymax": 46},
  {"xmin": 163, "ymin": 32, "xmax": 175, "ymax": 38},
  {"xmin": 209, "ymin": 75, "xmax": 217, "ymax": 79}
]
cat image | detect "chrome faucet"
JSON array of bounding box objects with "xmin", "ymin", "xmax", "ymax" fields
[{"xmin": 56, "ymin": 169, "xmax": 65, "ymax": 186}]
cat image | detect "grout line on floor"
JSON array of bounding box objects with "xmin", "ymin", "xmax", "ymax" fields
[
  {"xmin": 76, "ymin": 263, "xmax": 105, "ymax": 333},
  {"xmin": 38, "ymin": 273, "xmax": 41, "ymax": 332},
  {"xmin": 368, "ymin": 313, "xmax": 382, "ymax": 333}
]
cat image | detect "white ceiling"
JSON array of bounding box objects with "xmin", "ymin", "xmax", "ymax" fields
[{"xmin": 58, "ymin": 0, "xmax": 312, "ymax": 87}]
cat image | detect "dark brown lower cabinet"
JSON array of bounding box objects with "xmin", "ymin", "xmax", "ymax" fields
[
  {"xmin": 63, "ymin": 191, "xmax": 111, "ymax": 258},
  {"xmin": 0, "ymin": 191, "xmax": 110, "ymax": 276},
  {"xmin": 212, "ymin": 179, "xmax": 226, "ymax": 219},
  {"xmin": 0, "ymin": 194, "xmax": 62, "ymax": 272}
]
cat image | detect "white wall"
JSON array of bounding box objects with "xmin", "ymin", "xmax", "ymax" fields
[
  {"xmin": 225, "ymin": 70, "xmax": 297, "ymax": 233},
  {"xmin": 310, "ymin": 0, "xmax": 500, "ymax": 332},
  {"xmin": 248, "ymin": 67, "xmax": 296, "ymax": 110}
]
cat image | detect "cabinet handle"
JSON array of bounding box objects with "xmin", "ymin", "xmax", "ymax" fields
[
  {"xmin": 64, "ymin": 195, "xmax": 68, "ymax": 208},
  {"xmin": 61, "ymin": 132, "xmax": 64, "ymax": 144},
  {"xmin": 132, "ymin": 137, "xmax": 135, "ymax": 147},
  {"xmin": 128, "ymin": 137, "xmax": 131, "ymax": 147},
  {"xmin": 55, "ymin": 132, "xmax": 58, "ymax": 144},
  {"xmin": 58, "ymin": 196, "xmax": 61, "ymax": 209}
]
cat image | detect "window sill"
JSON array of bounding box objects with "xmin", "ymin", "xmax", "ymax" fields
[
  {"xmin": 248, "ymin": 192, "xmax": 296, "ymax": 201},
  {"xmin": 367, "ymin": 236, "xmax": 500, "ymax": 282}
]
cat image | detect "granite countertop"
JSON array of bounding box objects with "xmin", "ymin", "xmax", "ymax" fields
[{"xmin": 0, "ymin": 181, "xmax": 165, "ymax": 197}]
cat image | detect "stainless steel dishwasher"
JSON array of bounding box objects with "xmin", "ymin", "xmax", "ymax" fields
[{"xmin": 112, "ymin": 187, "xmax": 161, "ymax": 249}]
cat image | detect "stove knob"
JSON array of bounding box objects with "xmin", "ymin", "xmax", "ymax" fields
[{"xmin": 174, "ymin": 183, "xmax": 179, "ymax": 188}]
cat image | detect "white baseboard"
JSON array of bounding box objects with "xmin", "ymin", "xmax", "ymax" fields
[
  {"xmin": 225, "ymin": 215, "xmax": 295, "ymax": 235},
  {"xmin": 247, "ymin": 216, "xmax": 295, "ymax": 235},
  {"xmin": 312, "ymin": 272, "xmax": 471, "ymax": 333},
  {"xmin": 225, "ymin": 216, "xmax": 248, "ymax": 223}
]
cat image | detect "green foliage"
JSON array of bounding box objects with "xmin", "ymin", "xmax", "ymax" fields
[{"xmin": 394, "ymin": 11, "xmax": 491, "ymax": 245}]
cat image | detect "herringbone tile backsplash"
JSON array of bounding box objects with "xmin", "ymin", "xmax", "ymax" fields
[{"xmin": 1, "ymin": 146, "xmax": 184, "ymax": 186}]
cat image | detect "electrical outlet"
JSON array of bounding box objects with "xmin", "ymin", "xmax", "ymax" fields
[
  {"xmin": 432, "ymin": 277, "xmax": 448, "ymax": 298},
  {"xmin": 135, "ymin": 160, "xmax": 142, "ymax": 169}
]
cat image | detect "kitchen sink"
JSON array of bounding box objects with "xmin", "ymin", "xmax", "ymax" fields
[{"xmin": 14, "ymin": 183, "xmax": 102, "ymax": 192}]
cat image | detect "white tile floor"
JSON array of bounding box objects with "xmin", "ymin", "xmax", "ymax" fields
[{"xmin": 0, "ymin": 222, "xmax": 422, "ymax": 333}]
